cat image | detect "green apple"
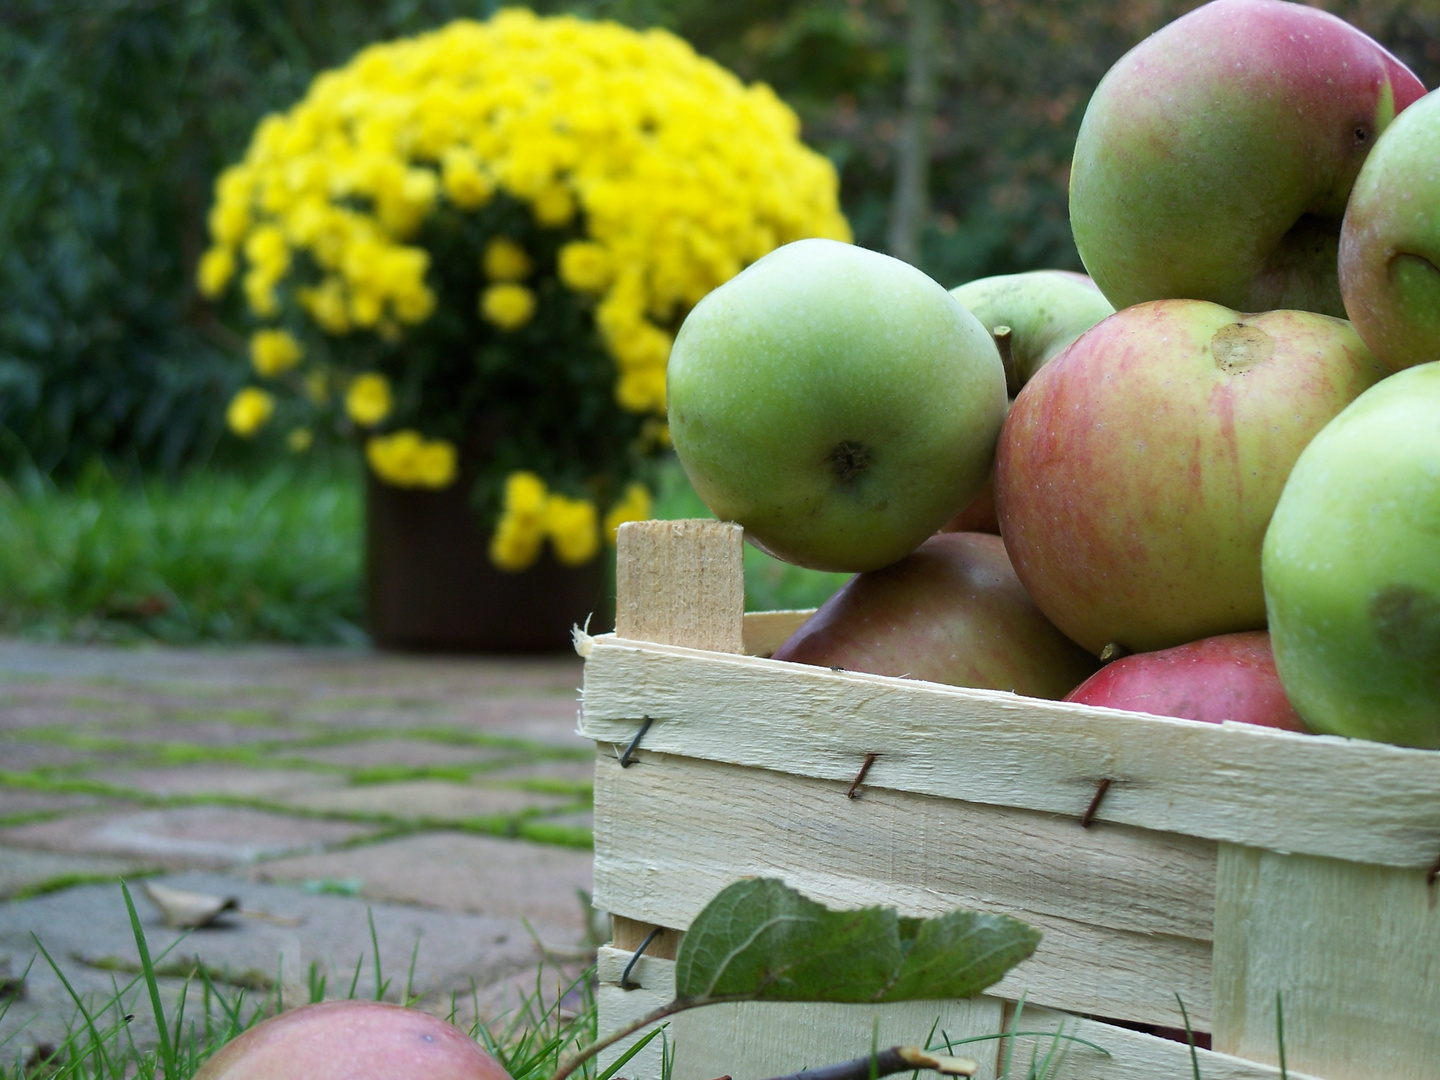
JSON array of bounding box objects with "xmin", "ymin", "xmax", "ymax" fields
[
  {"xmin": 667, "ymin": 238, "xmax": 1007, "ymax": 572},
  {"xmin": 1340, "ymin": 90, "xmax": 1440, "ymax": 372},
  {"xmin": 1070, "ymin": 0, "xmax": 1424, "ymax": 317},
  {"xmin": 772, "ymin": 532, "xmax": 1098, "ymax": 699},
  {"xmin": 1263, "ymin": 362, "xmax": 1440, "ymax": 748},
  {"xmin": 950, "ymin": 270, "xmax": 1114, "ymax": 389},
  {"xmin": 995, "ymin": 300, "xmax": 1387, "ymax": 656}
]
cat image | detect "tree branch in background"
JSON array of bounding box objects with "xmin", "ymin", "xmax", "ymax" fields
[{"xmin": 887, "ymin": 0, "xmax": 940, "ymax": 265}]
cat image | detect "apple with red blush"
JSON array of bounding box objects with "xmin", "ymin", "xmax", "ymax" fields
[{"xmin": 773, "ymin": 532, "xmax": 1098, "ymax": 700}]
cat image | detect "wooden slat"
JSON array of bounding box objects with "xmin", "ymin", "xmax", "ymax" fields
[
  {"xmin": 741, "ymin": 608, "xmax": 816, "ymax": 657},
  {"xmin": 1211, "ymin": 844, "xmax": 1440, "ymax": 1079},
  {"xmin": 597, "ymin": 947, "xmax": 1003, "ymax": 1080},
  {"xmin": 1000, "ymin": 1003, "xmax": 1330, "ymax": 1080},
  {"xmin": 596, "ymin": 945, "xmax": 673, "ymax": 1080},
  {"xmin": 593, "ymin": 752, "xmax": 1214, "ymax": 1030},
  {"xmin": 580, "ymin": 636, "xmax": 1440, "ymax": 869},
  {"xmin": 614, "ymin": 520, "xmax": 744, "ymax": 652},
  {"xmin": 596, "ymin": 949, "xmax": 1329, "ymax": 1080}
]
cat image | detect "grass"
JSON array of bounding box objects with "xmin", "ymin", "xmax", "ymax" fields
[
  {"xmin": 0, "ymin": 882, "xmax": 610, "ymax": 1080},
  {"xmin": 0, "ymin": 459, "xmax": 364, "ymax": 646},
  {"xmin": 0, "ymin": 454, "xmax": 846, "ymax": 646}
]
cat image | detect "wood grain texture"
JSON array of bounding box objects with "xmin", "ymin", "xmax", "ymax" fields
[
  {"xmin": 614, "ymin": 520, "xmax": 744, "ymax": 652},
  {"xmin": 580, "ymin": 637, "xmax": 1440, "ymax": 869},
  {"xmin": 593, "ymin": 752, "xmax": 1214, "ymax": 1029},
  {"xmin": 595, "ymin": 947, "xmax": 1328, "ymax": 1080},
  {"xmin": 598, "ymin": 947, "xmax": 1003, "ymax": 1080},
  {"xmin": 742, "ymin": 609, "xmax": 816, "ymax": 657},
  {"xmin": 1212, "ymin": 844, "xmax": 1440, "ymax": 1079},
  {"xmin": 597, "ymin": 944, "xmax": 674, "ymax": 1080},
  {"xmin": 612, "ymin": 914, "xmax": 682, "ymax": 960},
  {"xmin": 1000, "ymin": 1004, "xmax": 1330, "ymax": 1080}
]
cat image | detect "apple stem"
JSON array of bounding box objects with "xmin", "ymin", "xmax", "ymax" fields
[
  {"xmin": 1098, "ymin": 642, "xmax": 1130, "ymax": 664},
  {"xmin": 993, "ymin": 326, "xmax": 1020, "ymax": 397}
]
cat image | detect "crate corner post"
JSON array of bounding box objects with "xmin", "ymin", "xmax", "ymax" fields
[{"xmin": 594, "ymin": 519, "xmax": 745, "ymax": 1080}]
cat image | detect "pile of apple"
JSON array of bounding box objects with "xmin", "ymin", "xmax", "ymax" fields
[{"xmin": 667, "ymin": 0, "xmax": 1440, "ymax": 750}]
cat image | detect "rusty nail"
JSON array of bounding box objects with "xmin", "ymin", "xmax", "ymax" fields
[
  {"xmin": 621, "ymin": 926, "xmax": 663, "ymax": 990},
  {"xmin": 1080, "ymin": 778, "xmax": 1112, "ymax": 828},
  {"xmin": 618, "ymin": 716, "xmax": 653, "ymax": 769},
  {"xmin": 846, "ymin": 752, "xmax": 878, "ymax": 799}
]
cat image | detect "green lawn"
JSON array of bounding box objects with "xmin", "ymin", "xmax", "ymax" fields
[{"xmin": 0, "ymin": 457, "xmax": 846, "ymax": 645}]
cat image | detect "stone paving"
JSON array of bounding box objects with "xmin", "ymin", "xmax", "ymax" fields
[{"xmin": 0, "ymin": 641, "xmax": 599, "ymax": 1054}]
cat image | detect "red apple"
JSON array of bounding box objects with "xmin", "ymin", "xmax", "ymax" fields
[
  {"xmin": 995, "ymin": 300, "xmax": 1386, "ymax": 656},
  {"xmin": 1070, "ymin": 0, "xmax": 1425, "ymax": 317},
  {"xmin": 772, "ymin": 532, "xmax": 1098, "ymax": 700},
  {"xmin": 195, "ymin": 1001, "xmax": 511, "ymax": 1080},
  {"xmin": 1064, "ymin": 631, "xmax": 1307, "ymax": 732}
]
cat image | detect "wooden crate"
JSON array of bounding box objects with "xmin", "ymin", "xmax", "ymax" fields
[{"xmin": 577, "ymin": 520, "xmax": 1440, "ymax": 1080}]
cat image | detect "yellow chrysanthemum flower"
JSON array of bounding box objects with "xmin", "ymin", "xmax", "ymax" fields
[
  {"xmin": 441, "ymin": 148, "xmax": 495, "ymax": 210},
  {"xmin": 197, "ymin": 247, "xmax": 236, "ymax": 298},
  {"xmin": 489, "ymin": 470, "xmax": 551, "ymax": 572},
  {"xmin": 557, "ymin": 241, "xmax": 611, "ymax": 294},
  {"xmin": 345, "ymin": 373, "xmax": 393, "ymax": 427},
  {"xmin": 250, "ymin": 329, "xmax": 305, "ymax": 378},
  {"xmin": 544, "ymin": 494, "xmax": 600, "ymax": 567},
  {"xmin": 480, "ymin": 283, "xmax": 536, "ymax": 332},
  {"xmin": 603, "ymin": 482, "xmax": 653, "ymax": 543},
  {"xmin": 366, "ymin": 429, "xmax": 423, "ymax": 484},
  {"xmin": 482, "ymin": 238, "xmax": 533, "ymax": 282},
  {"xmin": 503, "ymin": 471, "xmax": 548, "ymax": 521},
  {"xmin": 414, "ymin": 439, "xmax": 458, "ymax": 489},
  {"xmin": 226, "ymin": 388, "xmax": 275, "ymax": 438}
]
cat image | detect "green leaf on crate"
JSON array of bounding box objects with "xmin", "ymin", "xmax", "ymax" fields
[
  {"xmin": 673, "ymin": 878, "xmax": 1041, "ymax": 1005},
  {"xmin": 546, "ymin": 878, "xmax": 1039, "ymax": 1080}
]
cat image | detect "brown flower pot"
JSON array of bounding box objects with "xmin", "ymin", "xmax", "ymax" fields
[{"xmin": 365, "ymin": 472, "xmax": 610, "ymax": 653}]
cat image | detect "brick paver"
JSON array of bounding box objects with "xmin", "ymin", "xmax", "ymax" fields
[{"xmin": 0, "ymin": 641, "xmax": 597, "ymax": 1053}]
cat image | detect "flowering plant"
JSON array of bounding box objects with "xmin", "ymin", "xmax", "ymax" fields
[{"xmin": 199, "ymin": 10, "xmax": 849, "ymax": 570}]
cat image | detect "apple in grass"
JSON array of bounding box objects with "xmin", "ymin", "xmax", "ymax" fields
[
  {"xmin": 195, "ymin": 1001, "xmax": 512, "ymax": 1080},
  {"xmin": 1065, "ymin": 631, "xmax": 1306, "ymax": 732},
  {"xmin": 1340, "ymin": 90, "xmax": 1440, "ymax": 372},
  {"xmin": 667, "ymin": 239, "xmax": 1008, "ymax": 572},
  {"xmin": 773, "ymin": 532, "xmax": 1098, "ymax": 700},
  {"xmin": 1263, "ymin": 362, "xmax": 1440, "ymax": 749},
  {"xmin": 1070, "ymin": 0, "xmax": 1424, "ymax": 318},
  {"xmin": 995, "ymin": 300, "xmax": 1387, "ymax": 657}
]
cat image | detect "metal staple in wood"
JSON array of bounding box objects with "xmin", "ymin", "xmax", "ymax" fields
[
  {"xmin": 620, "ymin": 926, "xmax": 663, "ymax": 990},
  {"xmin": 846, "ymin": 752, "xmax": 878, "ymax": 799},
  {"xmin": 1080, "ymin": 778, "xmax": 1112, "ymax": 828},
  {"xmin": 618, "ymin": 716, "xmax": 653, "ymax": 768}
]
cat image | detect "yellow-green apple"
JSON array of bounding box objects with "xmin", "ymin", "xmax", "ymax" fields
[
  {"xmin": 951, "ymin": 270, "xmax": 1114, "ymax": 389},
  {"xmin": 668, "ymin": 238, "xmax": 1008, "ymax": 572},
  {"xmin": 995, "ymin": 300, "xmax": 1387, "ymax": 656},
  {"xmin": 771, "ymin": 532, "xmax": 1098, "ymax": 699},
  {"xmin": 1064, "ymin": 631, "xmax": 1306, "ymax": 731},
  {"xmin": 1070, "ymin": 0, "xmax": 1425, "ymax": 318},
  {"xmin": 1263, "ymin": 362, "xmax": 1440, "ymax": 748},
  {"xmin": 1340, "ymin": 90, "xmax": 1440, "ymax": 372},
  {"xmin": 941, "ymin": 270, "xmax": 1115, "ymax": 534},
  {"xmin": 195, "ymin": 1001, "xmax": 512, "ymax": 1080}
]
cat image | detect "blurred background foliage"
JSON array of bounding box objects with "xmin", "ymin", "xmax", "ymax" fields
[
  {"xmin": 0, "ymin": 0, "xmax": 1437, "ymax": 642},
  {"xmin": 2, "ymin": 0, "xmax": 1437, "ymax": 481}
]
